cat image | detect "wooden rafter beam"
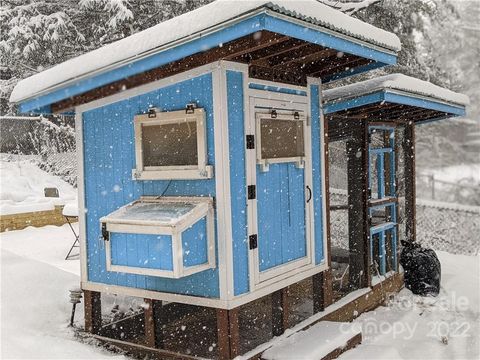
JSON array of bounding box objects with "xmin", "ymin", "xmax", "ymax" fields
[
  {"xmin": 234, "ymin": 37, "xmax": 307, "ymax": 63},
  {"xmin": 52, "ymin": 31, "xmax": 291, "ymax": 112},
  {"xmin": 266, "ymin": 43, "xmax": 326, "ymax": 68},
  {"xmin": 312, "ymin": 56, "xmax": 371, "ymax": 77},
  {"xmin": 223, "ymin": 31, "xmax": 291, "ymax": 61},
  {"xmin": 249, "ymin": 64, "xmax": 306, "ymax": 85}
]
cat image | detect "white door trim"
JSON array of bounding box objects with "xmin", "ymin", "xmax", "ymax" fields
[{"xmin": 246, "ymin": 93, "xmax": 316, "ymax": 291}]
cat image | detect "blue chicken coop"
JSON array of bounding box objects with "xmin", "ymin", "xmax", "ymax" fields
[{"xmin": 9, "ymin": 1, "xmax": 467, "ymax": 359}]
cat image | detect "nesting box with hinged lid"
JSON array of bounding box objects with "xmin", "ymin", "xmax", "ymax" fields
[{"xmin": 100, "ymin": 196, "xmax": 215, "ymax": 279}]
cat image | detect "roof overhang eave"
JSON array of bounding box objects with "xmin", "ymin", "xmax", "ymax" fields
[
  {"xmin": 14, "ymin": 8, "xmax": 399, "ymax": 110},
  {"xmin": 324, "ymin": 88, "xmax": 467, "ymax": 116}
]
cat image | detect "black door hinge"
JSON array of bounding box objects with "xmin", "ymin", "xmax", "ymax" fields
[
  {"xmin": 367, "ymin": 188, "xmax": 372, "ymax": 199},
  {"xmin": 249, "ymin": 234, "xmax": 258, "ymax": 250},
  {"xmin": 101, "ymin": 222, "xmax": 109, "ymax": 241},
  {"xmin": 246, "ymin": 134, "xmax": 255, "ymax": 149},
  {"xmin": 247, "ymin": 185, "xmax": 256, "ymax": 200}
]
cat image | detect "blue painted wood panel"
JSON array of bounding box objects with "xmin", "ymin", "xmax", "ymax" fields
[
  {"xmin": 248, "ymin": 83, "xmax": 307, "ymax": 96},
  {"xmin": 83, "ymin": 73, "xmax": 219, "ymax": 298},
  {"xmin": 110, "ymin": 233, "xmax": 174, "ymax": 270},
  {"xmin": 226, "ymin": 70, "xmax": 250, "ymax": 296},
  {"xmin": 310, "ymin": 84, "xmax": 325, "ymax": 264},
  {"xmin": 182, "ymin": 217, "xmax": 208, "ymax": 268},
  {"xmin": 257, "ymin": 162, "xmax": 307, "ymax": 271}
]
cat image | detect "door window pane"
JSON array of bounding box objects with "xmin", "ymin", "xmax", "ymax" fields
[{"xmin": 260, "ymin": 119, "xmax": 304, "ymax": 160}]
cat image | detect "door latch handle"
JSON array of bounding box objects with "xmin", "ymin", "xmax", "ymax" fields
[{"xmin": 306, "ymin": 185, "xmax": 312, "ymax": 203}]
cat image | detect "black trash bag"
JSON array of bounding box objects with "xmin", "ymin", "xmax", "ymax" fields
[{"xmin": 400, "ymin": 240, "xmax": 441, "ymax": 296}]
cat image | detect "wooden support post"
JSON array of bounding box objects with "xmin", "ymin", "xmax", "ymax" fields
[
  {"xmin": 271, "ymin": 287, "xmax": 289, "ymax": 336},
  {"xmin": 217, "ymin": 309, "xmax": 230, "ymax": 360},
  {"xmin": 313, "ymin": 270, "xmax": 333, "ymax": 312},
  {"xmin": 143, "ymin": 299, "xmax": 156, "ymax": 348},
  {"xmin": 362, "ymin": 121, "xmax": 372, "ymax": 287},
  {"xmin": 403, "ymin": 122, "xmax": 416, "ymax": 242},
  {"xmin": 229, "ymin": 308, "xmax": 240, "ymax": 358},
  {"xmin": 84, "ymin": 290, "xmax": 101, "ymax": 334},
  {"xmin": 152, "ymin": 300, "xmax": 165, "ymax": 348},
  {"xmin": 216, "ymin": 308, "xmax": 240, "ymax": 360},
  {"xmin": 346, "ymin": 120, "xmax": 370, "ymax": 289},
  {"xmin": 313, "ymin": 107, "xmax": 334, "ymax": 312}
]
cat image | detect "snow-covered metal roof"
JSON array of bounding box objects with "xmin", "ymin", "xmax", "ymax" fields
[
  {"xmin": 323, "ymin": 74, "xmax": 469, "ymax": 106},
  {"xmin": 10, "ymin": 0, "xmax": 400, "ymax": 104}
]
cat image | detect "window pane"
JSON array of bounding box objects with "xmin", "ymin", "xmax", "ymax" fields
[
  {"xmin": 142, "ymin": 121, "xmax": 198, "ymax": 167},
  {"xmin": 260, "ymin": 119, "xmax": 304, "ymax": 160}
]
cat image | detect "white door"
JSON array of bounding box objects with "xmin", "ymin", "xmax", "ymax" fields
[{"xmin": 246, "ymin": 95, "xmax": 315, "ymax": 289}]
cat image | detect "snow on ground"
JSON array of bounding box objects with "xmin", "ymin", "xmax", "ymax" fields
[
  {"xmin": 0, "ymin": 225, "xmax": 125, "ymax": 359},
  {"xmin": 423, "ymin": 163, "xmax": 480, "ymax": 186},
  {"xmin": 1, "ymin": 223, "xmax": 478, "ymax": 359},
  {"xmin": 244, "ymin": 250, "xmax": 479, "ymax": 360},
  {"xmin": 0, "ymin": 155, "xmax": 77, "ymax": 216},
  {"xmin": 339, "ymin": 251, "xmax": 480, "ymax": 360},
  {"xmin": 1, "ymin": 224, "xmax": 80, "ymax": 276}
]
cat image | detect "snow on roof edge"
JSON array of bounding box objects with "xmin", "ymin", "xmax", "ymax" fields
[
  {"xmin": 323, "ymin": 74, "xmax": 469, "ymax": 107},
  {"xmin": 10, "ymin": 0, "xmax": 400, "ymax": 104}
]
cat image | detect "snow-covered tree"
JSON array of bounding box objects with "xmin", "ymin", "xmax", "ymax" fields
[{"xmin": 0, "ymin": 0, "xmax": 85, "ymax": 113}]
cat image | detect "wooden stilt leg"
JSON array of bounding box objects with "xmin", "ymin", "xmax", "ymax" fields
[
  {"xmin": 228, "ymin": 308, "xmax": 240, "ymax": 358},
  {"xmin": 271, "ymin": 287, "xmax": 289, "ymax": 336},
  {"xmin": 84, "ymin": 290, "xmax": 101, "ymax": 334},
  {"xmin": 217, "ymin": 309, "xmax": 231, "ymax": 360},
  {"xmin": 144, "ymin": 299, "xmax": 156, "ymax": 348},
  {"xmin": 313, "ymin": 270, "xmax": 333, "ymax": 313},
  {"xmin": 216, "ymin": 308, "xmax": 240, "ymax": 360},
  {"xmin": 404, "ymin": 122, "xmax": 416, "ymax": 243},
  {"xmin": 152, "ymin": 300, "xmax": 165, "ymax": 349}
]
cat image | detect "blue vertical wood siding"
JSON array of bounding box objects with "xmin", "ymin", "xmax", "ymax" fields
[
  {"xmin": 257, "ymin": 163, "xmax": 307, "ymax": 271},
  {"xmin": 110, "ymin": 233, "xmax": 174, "ymax": 270},
  {"xmin": 310, "ymin": 84, "xmax": 325, "ymax": 264},
  {"xmin": 182, "ymin": 217, "xmax": 208, "ymax": 268},
  {"xmin": 226, "ymin": 70, "xmax": 250, "ymax": 296},
  {"xmin": 83, "ymin": 73, "xmax": 219, "ymax": 298}
]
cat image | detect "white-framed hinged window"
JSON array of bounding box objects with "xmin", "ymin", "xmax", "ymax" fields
[
  {"xmin": 255, "ymin": 111, "xmax": 306, "ymax": 171},
  {"xmin": 133, "ymin": 107, "xmax": 213, "ymax": 180}
]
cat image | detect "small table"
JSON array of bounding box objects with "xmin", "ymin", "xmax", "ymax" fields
[{"xmin": 63, "ymin": 203, "xmax": 79, "ymax": 260}]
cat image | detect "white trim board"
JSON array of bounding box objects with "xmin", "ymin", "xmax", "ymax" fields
[
  {"xmin": 81, "ymin": 261, "xmax": 327, "ymax": 310},
  {"xmin": 75, "ymin": 111, "xmax": 88, "ymax": 283},
  {"xmin": 248, "ymin": 78, "xmax": 308, "ymax": 93},
  {"xmin": 246, "ymin": 93, "xmax": 317, "ymax": 291},
  {"xmin": 212, "ymin": 62, "xmax": 233, "ymax": 300},
  {"xmin": 307, "ymin": 77, "xmax": 329, "ymax": 266}
]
